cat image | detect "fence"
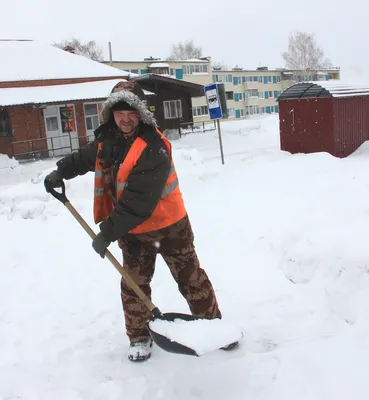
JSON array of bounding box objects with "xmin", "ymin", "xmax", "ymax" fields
[
  {"xmin": 10, "ymin": 133, "xmax": 93, "ymax": 161},
  {"xmin": 177, "ymin": 119, "xmax": 216, "ymax": 138}
]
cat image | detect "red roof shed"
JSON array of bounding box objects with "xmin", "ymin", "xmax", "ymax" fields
[{"xmin": 278, "ymin": 82, "xmax": 369, "ymax": 158}]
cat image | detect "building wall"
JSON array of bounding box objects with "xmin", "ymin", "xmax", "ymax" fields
[
  {"xmin": 334, "ymin": 96, "xmax": 369, "ymax": 158},
  {"xmin": 0, "ymin": 105, "xmax": 47, "ymax": 156},
  {"xmin": 279, "ymin": 98, "xmax": 334, "ymax": 156},
  {"xmin": 106, "ymin": 59, "xmax": 213, "ymax": 123},
  {"xmin": 107, "ymin": 58, "xmax": 341, "ymax": 122},
  {"xmin": 0, "ymin": 99, "xmax": 101, "ymax": 157}
]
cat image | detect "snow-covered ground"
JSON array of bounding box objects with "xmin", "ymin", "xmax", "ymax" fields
[{"xmin": 1, "ymin": 115, "xmax": 369, "ymax": 399}]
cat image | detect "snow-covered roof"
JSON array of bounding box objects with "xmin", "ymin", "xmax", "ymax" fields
[
  {"xmin": 0, "ymin": 40, "xmax": 131, "ymax": 82},
  {"xmin": 279, "ymin": 81, "xmax": 369, "ymax": 100},
  {"xmin": 0, "ymin": 79, "xmax": 153, "ymax": 107},
  {"xmin": 107, "ymin": 58, "xmax": 209, "ymax": 64},
  {"xmin": 314, "ymin": 81, "xmax": 369, "ymax": 97},
  {"xmin": 182, "ymin": 59, "xmax": 208, "ymax": 63},
  {"xmin": 149, "ymin": 63, "xmax": 170, "ymax": 68}
]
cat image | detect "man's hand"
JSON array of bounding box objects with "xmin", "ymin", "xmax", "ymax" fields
[
  {"xmin": 44, "ymin": 170, "xmax": 64, "ymax": 193},
  {"xmin": 92, "ymin": 231, "xmax": 111, "ymax": 258}
]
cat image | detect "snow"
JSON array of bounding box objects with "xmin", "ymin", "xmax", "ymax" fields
[
  {"xmin": 0, "ymin": 40, "xmax": 129, "ymax": 82},
  {"xmin": 0, "ymin": 154, "xmax": 18, "ymax": 169},
  {"xmin": 1, "ymin": 115, "xmax": 369, "ymax": 399},
  {"xmin": 0, "ymin": 79, "xmax": 128, "ymax": 107},
  {"xmin": 149, "ymin": 63, "xmax": 170, "ymax": 68},
  {"xmin": 149, "ymin": 318, "xmax": 242, "ymax": 356}
]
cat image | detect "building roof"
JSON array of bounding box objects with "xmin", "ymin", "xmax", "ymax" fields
[
  {"xmin": 135, "ymin": 74, "xmax": 204, "ymax": 97},
  {"xmin": 0, "ymin": 40, "xmax": 130, "ymax": 83},
  {"xmin": 278, "ymin": 81, "xmax": 369, "ymax": 100},
  {"xmin": 104, "ymin": 58, "xmax": 210, "ymax": 64},
  {"xmin": 0, "ymin": 79, "xmax": 154, "ymax": 107}
]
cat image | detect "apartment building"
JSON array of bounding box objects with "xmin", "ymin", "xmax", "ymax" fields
[{"xmin": 104, "ymin": 57, "xmax": 340, "ymax": 122}]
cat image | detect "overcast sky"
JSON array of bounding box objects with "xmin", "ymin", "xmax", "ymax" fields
[{"xmin": 2, "ymin": 0, "xmax": 368, "ymax": 79}]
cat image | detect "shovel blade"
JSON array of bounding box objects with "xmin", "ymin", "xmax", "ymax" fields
[{"xmin": 148, "ymin": 312, "xmax": 201, "ymax": 357}]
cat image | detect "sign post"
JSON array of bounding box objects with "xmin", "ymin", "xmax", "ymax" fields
[{"xmin": 204, "ymin": 83, "xmax": 225, "ymax": 165}]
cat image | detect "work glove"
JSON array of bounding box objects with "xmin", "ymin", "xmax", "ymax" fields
[
  {"xmin": 92, "ymin": 231, "xmax": 111, "ymax": 258},
  {"xmin": 44, "ymin": 170, "xmax": 64, "ymax": 192}
]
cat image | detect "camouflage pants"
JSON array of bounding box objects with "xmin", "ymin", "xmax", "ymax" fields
[{"xmin": 118, "ymin": 215, "xmax": 222, "ymax": 342}]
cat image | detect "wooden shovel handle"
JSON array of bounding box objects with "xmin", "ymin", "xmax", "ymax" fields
[{"xmin": 64, "ymin": 201, "xmax": 157, "ymax": 313}]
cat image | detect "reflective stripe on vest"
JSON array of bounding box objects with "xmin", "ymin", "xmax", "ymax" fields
[
  {"xmin": 117, "ymin": 182, "xmax": 128, "ymax": 191},
  {"xmin": 95, "ymin": 170, "xmax": 103, "ymax": 178},
  {"xmin": 161, "ymin": 176, "xmax": 178, "ymax": 198},
  {"xmin": 94, "ymin": 187, "xmax": 104, "ymax": 196},
  {"xmin": 115, "ymin": 166, "xmax": 177, "ymax": 198}
]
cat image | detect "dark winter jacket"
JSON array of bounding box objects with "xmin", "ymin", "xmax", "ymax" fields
[{"xmin": 56, "ymin": 90, "xmax": 172, "ymax": 242}]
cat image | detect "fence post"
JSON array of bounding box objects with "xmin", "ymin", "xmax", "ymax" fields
[{"xmin": 51, "ymin": 137, "xmax": 55, "ymax": 158}]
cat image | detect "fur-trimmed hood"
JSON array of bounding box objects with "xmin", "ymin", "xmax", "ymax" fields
[{"xmin": 100, "ymin": 90, "xmax": 157, "ymax": 128}]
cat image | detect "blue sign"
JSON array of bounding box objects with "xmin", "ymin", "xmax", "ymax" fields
[{"xmin": 204, "ymin": 83, "xmax": 223, "ymax": 120}]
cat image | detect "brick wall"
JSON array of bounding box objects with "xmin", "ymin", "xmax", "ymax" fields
[
  {"xmin": 0, "ymin": 98, "xmax": 103, "ymax": 157},
  {"xmin": 7, "ymin": 105, "xmax": 47, "ymax": 156}
]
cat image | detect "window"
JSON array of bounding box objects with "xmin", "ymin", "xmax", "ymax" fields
[
  {"xmin": 240, "ymin": 109, "xmax": 245, "ymax": 117},
  {"xmin": 182, "ymin": 64, "xmax": 208, "ymax": 75},
  {"xmin": 226, "ymin": 91, "xmax": 234, "ymax": 100},
  {"xmin": 213, "ymin": 74, "xmax": 233, "ymax": 83},
  {"xmin": 227, "ymin": 108, "xmax": 236, "ymax": 118},
  {"xmin": 246, "ymin": 105, "xmax": 259, "ymax": 115},
  {"xmin": 192, "ymin": 105, "xmax": 208, "ymax": 117},
  {"xmin": 259, "ymin": 76, "xmax": 263, "ymax": 83},
  {"xmin": 0, "ymin": 110, "xmax": 11, "ymax": 137},
  {"xmin": 164, "ymin": 100, "xmax": 182, "ymax": 119},
  {"xmin": 84, "ymin": 103, "xmax": 101, "ymax": 131},
  {"xmin": 259, "ymin": 91, "xmax": 264, "ymax": 99},
  {"xmin": 150, "ymin": 67, "xmax": 169, "ymax": 75},
  {"xmin": 46, "ymin": 117, "xmax": 58, "ymax": 131},
  {"xmin": 276, "ymin": 76, "xmax": 281, "ymax": 83},
  {"xmin": 248, "ymin": 89, "xmax": 258, "ymax": 98}
]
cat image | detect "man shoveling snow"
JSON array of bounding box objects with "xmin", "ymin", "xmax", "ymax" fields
[{"xmin": 44, "ymin": 80, "xmax": 240, "ymax": 361}]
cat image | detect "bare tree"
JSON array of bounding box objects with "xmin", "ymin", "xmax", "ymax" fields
[
  {"xmin": 213, "ymin": 60, "xmax": 228, "ymax": 70},
  {"xmin": 282, "ymin": 32, "xmax": 332, "ymax": 81},
  {"xmin": 168, "ymin": 40, "xmax": 202, "ymax": 60},
  {"xmin": 53, "ymin": 38, "xmax": 103, "ymax": 61}
]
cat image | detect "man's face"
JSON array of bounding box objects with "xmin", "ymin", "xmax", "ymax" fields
[{"xmin": 113, "ymin": 110, "xmax": 140, "ymax": 136}]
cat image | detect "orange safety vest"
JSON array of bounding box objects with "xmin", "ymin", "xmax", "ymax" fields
[{"xmin": 93, "ymin": 129, "xmax": 186, "ymax": 234}]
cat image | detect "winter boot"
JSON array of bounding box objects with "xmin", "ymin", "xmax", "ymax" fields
[{"xmin": 128, "ymin": 339, "xmax": 153, "ymax": 362}]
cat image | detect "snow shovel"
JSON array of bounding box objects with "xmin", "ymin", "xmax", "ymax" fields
[{"xmin": 46, "ymin": 181, "xmax": 205, "ymax": 357}]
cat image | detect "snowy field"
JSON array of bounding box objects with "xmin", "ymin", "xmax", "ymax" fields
[{"xmin": 1, "ymin": 115, "xmax": 369, "ymax": 399}]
